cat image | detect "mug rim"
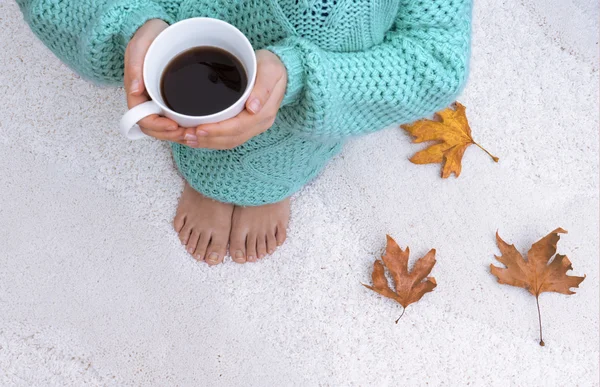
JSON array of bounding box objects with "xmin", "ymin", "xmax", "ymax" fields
[{"xmin": 142, "ymin": 17, "xmax": 257, "ymax": 121}]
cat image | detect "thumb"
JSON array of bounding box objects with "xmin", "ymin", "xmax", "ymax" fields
[
  {"xmin": 124, "ymin": 20, "xmax": 168, "ymax": 97},
  {"xmin": 246, "ymin": 57, "xmax": 284, "ymax": 114},
  {"xmin": 124, "ymin": 40, "xmax": 148, "ymax": 97}
]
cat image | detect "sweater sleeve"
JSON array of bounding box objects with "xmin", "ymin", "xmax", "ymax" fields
[
  {"xmin": 266, "ymin": 0, "xmax": 473, "ymax": 139},
  {"xmin": 15, "ymin": 0, "xmax": 177, "ymax": 85}
]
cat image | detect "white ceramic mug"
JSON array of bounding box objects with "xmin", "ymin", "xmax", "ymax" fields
[{"xmin": 120, "ymin": 17, "xmax": 257, "ymax": 140}]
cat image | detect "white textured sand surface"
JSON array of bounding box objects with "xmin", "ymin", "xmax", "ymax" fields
[{"xmin": 1, "ymin": 0, "xmax": 598, "ymax": 385}]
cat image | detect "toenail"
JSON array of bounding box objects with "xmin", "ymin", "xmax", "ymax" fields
[
  {"xmin": 234, "ymin": 250, "xmax": 244, "ymax": 260},
  {"xmin": 207, "ymin": 252, "xmax": 219, "ymax": 263}
]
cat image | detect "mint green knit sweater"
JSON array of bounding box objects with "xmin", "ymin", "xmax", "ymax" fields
[{"xmin": 17, "ymin": 0, "xmax": 472, "ymax": 205}]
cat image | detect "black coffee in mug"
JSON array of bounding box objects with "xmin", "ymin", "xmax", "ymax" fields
[{"xmin": 160, "ymin": 46, "xmax": 248, "ymax": 116}]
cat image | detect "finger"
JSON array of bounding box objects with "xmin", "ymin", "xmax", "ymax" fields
[
  {"xmin": 138, "ymin": 114, "xmax": 179, "ymax": 132},
  {"xmin": 181, "ymin": 127, "xmax": 199, "ymax": 147},
  {"xmin": 126, "ymin": 89, "xmax": 150, "ymax": 110},
  {"xmin": 172, "ymin": 128, "xmax": 199, "ymax": 146},
  {"xmin": 124, "ymin": 40, "xmax": 149, "ymax": 98},
  {"xmin": 191, "ymin": 134, "xmax": 246, "ymax": 150},
  {"xmin": 148, "ymin": 127, "xmax": 195, "ymax": 146},
  {"xmin": 195, "ymin": 111, "xmax": 258, "ymax": 137},
  {"xmin": 260, "ymin": 75, "xmax": 287, "ymax": 113},
  {"xmin": 125, "ymin": 86, "xmax": 179, "ymax": 132},
  {"xmin": 142, "ymin": 127, "xmax": 187, "ymax": 142},
  {"xmin": 245, "ymin": 53, "xmax": 285, "ymax": 114}
]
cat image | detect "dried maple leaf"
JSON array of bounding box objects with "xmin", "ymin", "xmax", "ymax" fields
[
  {"xmin": 490, "ymin": 228, "xmax": 585, "ymax": 346},
  {"xmin": 363, "ymin": 235, "xmax": 437, "ymax": 322},
  {"xmin": 401, "ymin": 102, "xmax": 498, "ymax": 178}
]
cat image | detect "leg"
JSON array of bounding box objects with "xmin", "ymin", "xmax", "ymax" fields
[
  {"xmin": 228, "ymin": 198, "xmax": 290, "ymax": 264},
  {"xmin": 173, "ymin": 183, "xmax": 234, "ymax": 265},
  {"xmin": 170, "ymin": 129, "xmax": 343, "ymax": 265}
]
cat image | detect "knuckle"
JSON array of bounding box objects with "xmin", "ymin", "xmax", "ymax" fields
[
  {"xmin": 127, "ymin": 64, "xmax": 142, "ymax": 76},
  {"xmin": 264, "ymin": 114, "xmax": 276, "ymax": 127},
  {"xmin": 138, "ymin": 119, "xmax": 152, "ymax": 128},
  {"xmin": 138, "ymin": 123, "xmax": 153, "ymax": 133}
]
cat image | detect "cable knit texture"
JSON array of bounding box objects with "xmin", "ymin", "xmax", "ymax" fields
[{"xmin": 17, "ymin": 0, "xmax": 472, "ymax": 206}]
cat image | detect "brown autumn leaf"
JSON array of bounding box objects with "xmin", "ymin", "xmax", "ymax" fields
[
  {"xmin": 363, "ymin": 235, "xmax": 437, "ymax": 322},
  {"xmin": 401, "ymin": 102, "xmax": 498, "ymax": 178},
  {"xmin": 490, "ymin": 228, "xmax": 585, "ymax": 346}
]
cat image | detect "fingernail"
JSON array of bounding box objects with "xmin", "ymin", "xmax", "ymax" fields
[
  {"xmin": 131, "ymin": 79, "xmax": 140, "ymax": 94},
  {"xmin": 268, "ymin": 249, "xmax": 274, "ymax": 255},
  {"xmin": 187, "ymin": 247, "xmax": 194, "ymax": 254},
  {"xmin": 185, "ymin": 134, "xmax": 197, "ymax": 141},
  {"xmin": 248, "ymin": 256, "xmax": 254, "ymax": 261},
  {"xmin": 168, "ymin": 125, "xmax": 178, "ymax": 131},
  {"xmin": 197, "ymin": 130, "xmax": 208, "ymax": 137},
  {"xmin": 259, "ymin": 254, "xmax": 265, "ymax": 259},
  {"xmin": 248, "ymin": 98, "xmax": 261, "ymax": 113},
  {"xmin": 234, "ymin": 250, "xmax": 244, "ymax": 261},
  {"xmin": 207, "ymin": 252, "xmax": 219, "ymax": 263}
]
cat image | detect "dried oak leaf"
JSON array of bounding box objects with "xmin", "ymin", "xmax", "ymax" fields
[
  {"xmin": 490, "ymin": 228, "xmax": 585, "ymax": 346},
  {"xmin": 363, "ymin": 235, "xmax": 437, "ymax": 322},
  {"xmin": 401, "ymin": 102, "xmax": 498, "ymax": 178}
]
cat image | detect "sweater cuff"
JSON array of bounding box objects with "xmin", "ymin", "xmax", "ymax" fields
[
  {"xmin": 266, "ymin": 42, "xmax": 306, "ymax": 107},
  {"xmin": 119, "ymin": 3, "xmax": 174, "ymax": 47}
]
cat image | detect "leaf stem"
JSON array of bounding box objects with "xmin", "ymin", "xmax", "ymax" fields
[
  {"xmin": 473, "ymin": 141, "xmax": 499, "ymax": 162},
  {"xmin": 395, "ymin": 307, "xmax": 406, "ymax": 324},
  {"xmin": 536, "ymin": 295, "xmax": 545, "ymax": 346}
]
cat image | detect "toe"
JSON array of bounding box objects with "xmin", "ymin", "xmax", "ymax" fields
[
  {"xmin": 186, "ymin": 230, "xmax": 201, "ymax": 255},
  {"xmin": 275, "ymin": 224, "xmax": 287, "ymax": 246},
  {"xmin": 246, "ymin": 233, "xmax": 258, "ymax": 262},
  {"xmin": 173, "ymin": 214, "xmax": 186, "ymax": 233},
  {"xmin": 229, "ymin": 227, "xmax": 247, "ymax": 264},
  {"xmin": 193, "ymin": 232, "xmax": 210, "ymax": 261},
  {"xmin": 256, "ymin": 235, "xmax": 267, "ymax": 259},
  {"xmin": 179, "ymin": 223, "xmax": 193, "ymax": 245},
  {"xmin": 205, "ymin": 233, "xmax": 228, "ymax": 266},
  {"xmin": 266, "ymin": 229, "xmax": 277, "ymax": 255}
]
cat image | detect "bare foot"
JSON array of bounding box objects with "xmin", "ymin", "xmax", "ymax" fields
[
  {"xmin": 228, "ymin": 199, "xmax": 290, "ymax": 263},
  {"xmin": 173, "ymin": 183, "xmax": 234, "ymax": 265}
]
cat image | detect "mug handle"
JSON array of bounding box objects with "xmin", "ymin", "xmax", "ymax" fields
[{"xmin": 119, "ymin": 101, "xmax": 163, "ymax": 140}]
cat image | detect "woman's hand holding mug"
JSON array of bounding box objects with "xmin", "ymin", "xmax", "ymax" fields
[
  {"xmin": 188, "ymin": 50, "xmax": 287, "ymax": 150},
  {"xmin": 124, "ymin": 19, "xmax": 192, "ymax": 144}
]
